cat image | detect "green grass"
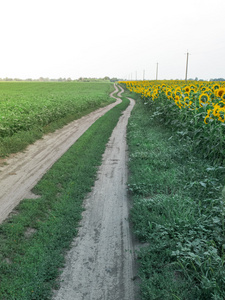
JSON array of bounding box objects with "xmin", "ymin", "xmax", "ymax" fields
[
  {"xmin": 0, "ymin": 89, "xmax": 129, "ymax": 299},
  {"xmin": 0, "ymin": 82, "xmax": 115, "ymax": 157},
  {"xmin": 127, "ymin": 91, "xmax": 225, "ymax": 299}
]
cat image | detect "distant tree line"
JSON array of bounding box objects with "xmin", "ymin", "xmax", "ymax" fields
[
  {"xmin": 210, "ymin": 78, "xmax": 225, "ymax": 81},
  {"xmin": 0, "ymin": 76, "xmax": 122, "ymax": 82},
  {"xmin": 187, "ymin": 77, "xmax": 225, "ymax": 82}
]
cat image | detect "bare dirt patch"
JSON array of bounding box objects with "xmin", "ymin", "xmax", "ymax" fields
[{"xmin": 24, "ymin": 227, "xmax": 37, "ymax": 238}]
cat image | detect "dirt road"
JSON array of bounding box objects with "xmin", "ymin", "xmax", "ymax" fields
[
  {"xmin": 0, "ymin": 85, "xmax": 121, "ymax": 224},
  {"xmin": 0, "ymin": 85, "xmax": 138, "ymax": 299},
  {"xmin": 53, "ymin": 95, "xmax": 137, "ymax": 300}
]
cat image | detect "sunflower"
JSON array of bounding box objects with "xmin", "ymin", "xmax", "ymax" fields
[
  {"xmin": 218, "ymin": 108, "xmax": 225, "ymax": 122},
  {"xmin": 165, "ymin": 89, "xmax": 172, "ymax": 98},
  {"xmin": 204, "ymin": 109, "xmax": 213, "ymax": 124},
  {"xmin": 175, "ymin": 87, "xmax": 181, "ymax": 92},
  {"xmin": 212, "ymin": 104, "xmax": 220, "ymax": 117},
  {"xmin": 212, "ymin": 84, "xmax": 220, "ymax": 91},
  {"xmin": 183, "ymin": 96, "xmax": 192, "ymax": 107},
  {"xmin": 175, "ymin": 90, "xmax": 182, "ymax": 96},
  {"xmin": 174, "ymin": 97, "xmax": 182, "ymax": 109},
  {"xmin": 190, "ymin": 85, "xmax": 197, "ymax": 91},
  {"xmin": 204, "ymin": 115, "xmax": 210, "ymax": 124},
  {"xmin": 216, "ymin": 107, "xmax": 225, "ymax": 122},
  {"xmin": 216, "ymin": 88, "xmax": 225, "ymax": 98},
  {"xmin": 199, "ymin": 93, "xmax": 210, "ymax": 107},
  {"xmin": 184, "ymin": 86, "xmax": 191, "ymax": 93}
]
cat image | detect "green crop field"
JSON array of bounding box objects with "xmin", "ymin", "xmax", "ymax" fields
[{"xmin": 0, "ymin": 81, "xmax": 114, "ymax": 156}]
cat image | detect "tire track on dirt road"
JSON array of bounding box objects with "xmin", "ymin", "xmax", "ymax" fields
[
  {"xmin": 53, "ymin": 90, "xmax": 138, "ymax": 300},
  {"xmin": 0, "ymin": 84, "xmax": 121, "ymax": 224}
]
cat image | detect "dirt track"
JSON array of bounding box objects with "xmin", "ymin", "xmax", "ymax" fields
[
  {"xmin": 53, "ymin": 94, "xmax": 137, "ymax": 300},
  {"xmin": 0, "ymin": 84, "xmax": 121, "ymax": 223}
]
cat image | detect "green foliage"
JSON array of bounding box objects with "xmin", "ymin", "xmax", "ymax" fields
[
  {"xmin": 0, "ymin": 82, "xmax": 114, "ymax": 157},
  {"xmin": 143, "ymin": 90, "xmax": 225, "ymax": 164},
  {"xmin": 0, "ymin": 92, "xmax": 129, "ymax": 299},
  {"xmin": 127, "ymin": 93, "xmax": 225, "ymax": 299}
]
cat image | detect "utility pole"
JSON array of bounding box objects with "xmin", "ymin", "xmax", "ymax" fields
[
  {"xmin": 156, "ymin": 63, "xmax": 159, "ymax": 80},
  {"xmin": 135, "ymin": 71, "xmax": 137, "ymax": 80},
  {"xmin": 143, "ymin": 70, "xmax": 145, "ymax": 81},
  {"xmin": 185, "ymin": 51, "xmax": 189, "ymax": 81}
]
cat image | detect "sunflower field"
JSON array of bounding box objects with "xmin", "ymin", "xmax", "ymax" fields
[
  {"xmin": 120, "ymin": 80, "xmax": 225, "ymax": 164},
  {"xmin": 123, "ymin": 80, "xmax": 225, "ymax": 299}
]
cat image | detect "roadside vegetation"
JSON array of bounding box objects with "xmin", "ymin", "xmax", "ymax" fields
[
  {"xmin": 0, "ymin": 82, "xmax": 114, "ymax": 157},
  {"xmin": 0, "ymin": 89, "xmax": 129, "ymax": 299},
  {"xmin": 125, "ymin": 85, "xmax": 225, "ymax": 299}
]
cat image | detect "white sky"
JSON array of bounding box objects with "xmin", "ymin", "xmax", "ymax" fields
[{"xmin": 0, "ymin": 0, "xmax": 224, "ymax": 80}]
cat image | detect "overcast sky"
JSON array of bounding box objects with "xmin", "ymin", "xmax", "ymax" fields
[{"xmin": 0, "ymin": 0, "xmax": 224, "ymax": 80}]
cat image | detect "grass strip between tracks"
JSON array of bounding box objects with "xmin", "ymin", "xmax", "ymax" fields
[
  {"xmin": 126, "ymin": 91, "xmax": 225, "ymax": 299},
  {"xmin": 0, "ymin": 93, "xmax": 129, "ymax": 299}
]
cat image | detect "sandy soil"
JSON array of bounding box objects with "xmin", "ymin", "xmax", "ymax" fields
[
  {"xmin": 53, "ymin": 95, "xmax": 138, "ymax": 300},
  {"xmin": 0, "ymin": 84, "xmax": 121, "ymax": 224}
]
